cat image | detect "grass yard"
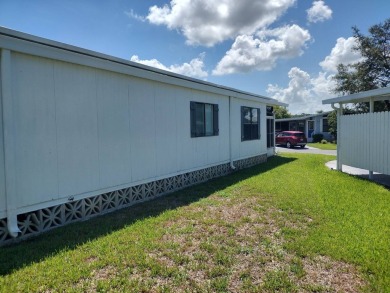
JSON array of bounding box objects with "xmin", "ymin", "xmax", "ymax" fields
[
  {"xmin": 307, "ymin": 143, "xmax": 337, "ymax": 150},
  {"xmin": 0, "ymin": 154, "xmax": 389, "ymax": 292}
]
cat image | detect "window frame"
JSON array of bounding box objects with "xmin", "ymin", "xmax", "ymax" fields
[
  {"xmin": 322, "ymin": 118, "xmax": 329, "ymax": 132},
  {"xmin": 190, "ymin": 101, "xmax": 219, "ymax": 138},
  {"xmin": 241, "ymin": 106, "xmax": 261, "ymax": 141}
]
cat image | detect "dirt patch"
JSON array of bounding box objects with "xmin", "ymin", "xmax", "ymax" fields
[
  {"xmin": 141, "ymin": 194, "xmax": 367, "ymax": 292},
  {"xmin": 300, "ymin": 255, "xmax": 366, "ymax": 292}
]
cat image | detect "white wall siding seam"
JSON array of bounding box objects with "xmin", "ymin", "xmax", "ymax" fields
[
  {"xmin": 0, "ymin": 49, "xmax": 6, "ymax": 219},
  {"xmin": 1, "ymin": 49, "xmax": 21, "ymax": 237},
  {"xmin": 52, "ymin": 60, "xmax": 61, "ymax": 200}
]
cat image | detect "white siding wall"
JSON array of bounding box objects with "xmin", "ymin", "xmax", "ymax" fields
[
  {"xmin": 231, "ymin": 98, "xmax": 267, "ymax": 160},
  {"xmin": 6, "ymin": 52, "xmax": 236, "ymax": 212},
  {"xmin": 0, "ymin": 53, "xmax": 5, "ymax": 218},
  {"xmin": 340, "ymin": 112, "xmax": 390, "ymax": 175}
]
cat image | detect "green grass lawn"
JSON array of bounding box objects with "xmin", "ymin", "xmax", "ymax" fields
[
  {"xmin": 307, "ymin": 142, "xmax": 337, "ymax": 150},
  {"xmin": 0, "ymin": 154, "xmax": 388, "ymax": 292}
]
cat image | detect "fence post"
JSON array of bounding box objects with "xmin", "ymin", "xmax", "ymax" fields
[
  {"xmin": 369, "ymin": 98, "xmax": 374, "ymax": 179},
  {"xmin": 336, "ymin": 104, "xmax": 342, "ymax": 171}
]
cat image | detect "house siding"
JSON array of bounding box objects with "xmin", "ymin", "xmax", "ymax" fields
[
  {"xmin": 5, "ymin": 53, "xmax": 234, "ymax": 213},
  {"xmin": 0, "ymin": 52, "xmax": 5, "ymax": 219}
]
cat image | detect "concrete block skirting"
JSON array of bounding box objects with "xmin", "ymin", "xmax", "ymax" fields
[{"xmin": 0, "ymin": 154, "xmax": 267, "ymax": 246}]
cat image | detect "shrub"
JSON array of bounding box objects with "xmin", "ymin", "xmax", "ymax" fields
[
  {"xmin": 321, "ymin": 139, "xmax": 328, "ymax": 144},
  {"xmin": 312, "ymin": 134, "xmax": 324, "ymax": 143}
]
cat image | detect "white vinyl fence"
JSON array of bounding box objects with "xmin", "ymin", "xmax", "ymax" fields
[{"xmin": 339, "ymin": 111, "xmax": 390, "ymax": 175}]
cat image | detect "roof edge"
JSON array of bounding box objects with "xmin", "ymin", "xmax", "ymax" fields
[
  {"xmin": 0, "ymin": 26, "xmax": 285, "ymax": 106},
  {"xmin": 323, "ymin": 87, "xmax": 390, "ymax": 104}
]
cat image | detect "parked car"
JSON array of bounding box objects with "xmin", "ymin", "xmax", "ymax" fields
[{"xmin": 275, "ymin": 131, "xmax": 307, "ymax": 148}]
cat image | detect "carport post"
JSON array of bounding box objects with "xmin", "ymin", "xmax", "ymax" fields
[
  {"xmin": 369, "ymin": 98, "xmax": 374, "ymax": 179},
  {"xmin": 336, "ymin": 103, "xmax": 342, "ymax": 171}
]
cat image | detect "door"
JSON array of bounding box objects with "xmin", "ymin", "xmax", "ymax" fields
[
  {"xmin": 267, "ymin": 118, "xmax": 275, "ymax": 148},
  {"xmin": 308, "ymin": 120, "xmax": 315, "ymax": 141}
]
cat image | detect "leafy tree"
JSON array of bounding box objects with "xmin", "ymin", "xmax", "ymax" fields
[
  {"xmin": 333, "ymin": 18, "xmax": 390, "ymax": 112},
  {"xmin": 328, "ymin": 110, "xmax": 337, "ymax": 138},
  {"xmin": 273, "ymin": 105, "xmax": 291, "ymax": 119}
]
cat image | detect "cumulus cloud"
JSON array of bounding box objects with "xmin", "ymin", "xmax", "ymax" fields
[
  {"xmin": 125, "ymin": 9, "xmax": 146, "ymax": 22},
  {"xmin": 146, "ymin": 0, "xmax": 296, "ymax": 46},
  {"xmin": 266, "ymin": 36, "xmax": 366, "ymax": 114},
  {"xmin": 212, "ymin": 25, "xmax": 311, "ymax": 75},
  {"xmin": 307, "ymin": 1, "xmax": 332, "ymax": 23},
  {"xmin": 319, "ymin": 37, "xmax": 364, "ymax": 72},
  {"xmin": 130, "ymin": 54, "xmax": 208, "ymax": 79},
  {"xmin": 267, "ymin": 67, "xmax": 335, "ymax": 114}
]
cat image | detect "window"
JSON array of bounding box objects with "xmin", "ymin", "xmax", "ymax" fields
[
  {"xmin": 190, "ymin": 102, "xmax": 219, "ymax": 137},
  {"xmin": 267, "ymin": 118, "xmax": 274, "ymax": 148},
  {"xmin": 322, "ymin": 118, "xmax": 329, "ymax": 132},
  {"xmin": 241, "ymin": 106, "xmax": 260, "ymax": 141},
  {"xmin": 266, "ymin": 106, "xmax": 274, "ymax": 116},
  {"xmin": 298, "ymin": 121, "xmax": 305, "ymax": 132},
  {"xmin": 289, "ymin": 121, "xmax": 297, "ymax": 131}
]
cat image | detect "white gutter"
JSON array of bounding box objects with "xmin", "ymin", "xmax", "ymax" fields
[
  {"xmin": 1, "ymin": 49, "xmax": 20, "ymax": 237},
  {"xmin": 229, "ymin": 96, "xmax": 236, "ymax": 170}
]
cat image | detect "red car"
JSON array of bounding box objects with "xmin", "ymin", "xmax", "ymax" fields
[{"xmin": 275, "ymin": 131, "xmax": 307, "ymax": 148}]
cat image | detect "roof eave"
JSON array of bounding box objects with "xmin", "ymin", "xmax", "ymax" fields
[
  {"xmin": 323, "ymin": 87, "xmax": 390, "ymax": 105},
  {"xmin": 0, "ymin": 26, "xmax": 285, "ymax": 106}
]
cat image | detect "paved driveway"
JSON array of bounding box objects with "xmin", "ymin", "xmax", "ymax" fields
[{"xmin": 276, "ymin": 146, "xmax": 337, "ymax": 156}]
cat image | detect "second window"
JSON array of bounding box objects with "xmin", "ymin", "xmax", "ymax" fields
[{"xmin": 241, "ymin": 106, "xmax": 260, "ymax": 141}]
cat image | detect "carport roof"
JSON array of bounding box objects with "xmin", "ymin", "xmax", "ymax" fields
[
  {"xmin": 275, "ymin": 111, "xmax": 331, "ymax": 122},
  {"xmin": 322, "ymin": 87, "xmax": 390, "ymax": 105}
]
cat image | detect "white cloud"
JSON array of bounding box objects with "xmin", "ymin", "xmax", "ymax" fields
[
  {"xmin": 319, "ymin": 37, "xmax": 364, "ymax": 72},
  {"xmin": 267, "ymin": 67, "xmax": 335, "ymax": 114},
  {"xmin": 307, "ymin": 1, "xmax": 332, "ymax": 23},
  {"xmin": 212, "ymin": 25, "xmax": 311, "ymax": 75},
  {"xmin": 146, "ymin": 0, "xmax": 296, "ymax": 47},
  {"xmin": 130, "ymin": 54, "xmax": 208, "ymax": 79},
  {"xmin": 267, "ymin": 36, "xmax": 366, "ymax": 114},
  {"xmin": 125, "ymin": 9, "xmax": 146, "ymax": 22}
]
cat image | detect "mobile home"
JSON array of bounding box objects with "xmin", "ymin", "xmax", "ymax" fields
[{"xmin": 0, "ymin": 27, "xmax": 285, "ymax": 245}]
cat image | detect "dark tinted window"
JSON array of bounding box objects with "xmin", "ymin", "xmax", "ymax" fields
[
  {"xmin": 241, "ymin": 106, "xmax": 260, "ymax": 141},
  {"xmin": 293, "ymin": 133, "xmax": 305, "ymax": 138},
  {"xmin": 323, "ymin": 118, "xmax": 329, "ymax": 132},
  {"xmin": 190, "ymin": 102, "xmax": 219, "ymax": 137}
]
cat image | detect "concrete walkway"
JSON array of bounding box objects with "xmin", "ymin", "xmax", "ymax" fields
[
  {"xmin": 276, "ymin": 146, "xmax": 337, "ymax": 156},
  {"xmin": 325, "ymin": 160, "xmax": 390, "ymax": 188},
  {"xmin": 276, "ymin": 146, "xmax": 390, "ymax": 188}
]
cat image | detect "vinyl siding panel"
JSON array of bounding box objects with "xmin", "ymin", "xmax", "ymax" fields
[
  {"xmin": 0, "ymin": 53, "xmax": 5, "ymax": 218},
  {"xmin": 1, "ymin": 51, "xmax": 266, "ymax": 214}
]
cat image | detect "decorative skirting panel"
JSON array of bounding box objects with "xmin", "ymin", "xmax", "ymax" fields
[{"xmin": 0, "ymin": 154, "xmax": 267, "ymax": 246}]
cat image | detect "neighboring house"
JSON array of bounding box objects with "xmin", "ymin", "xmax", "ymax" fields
[
  {"xmin": 275, "ymin": 112, "xmax": 332, "ymax": 142},
  {"xmin": 0, "ymin": 27, "xmax": 284, "ymax": 245},
  {"xmin": 323, "ymin": 87, "xmax": 390, "ymax": 178}
]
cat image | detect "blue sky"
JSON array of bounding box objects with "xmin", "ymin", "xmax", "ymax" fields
[{"xmin": 1, "ymin": 0, "xmax": 388, "ymax": 114}]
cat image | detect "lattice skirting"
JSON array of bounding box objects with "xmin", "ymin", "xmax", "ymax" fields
[{"xmin": 0, "ymin": 154, "xmax": 267, "ymax": 246}]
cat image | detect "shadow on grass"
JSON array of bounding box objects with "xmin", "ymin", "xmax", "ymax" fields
[{"xmin": 0, "ymin": 155, "xmax": 295, "ymax": 276}]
